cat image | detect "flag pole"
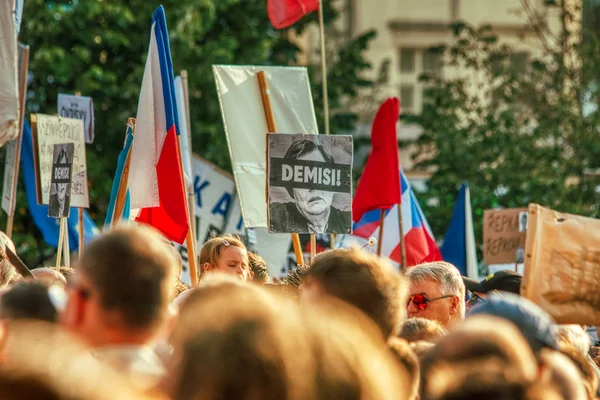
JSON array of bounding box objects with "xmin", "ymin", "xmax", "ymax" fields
[
  {"xmin": 111, "ymin": 118, "xmax": 136, "ymax": 226},
  {"xmin": 256, "ymin": 71, "xmax": 305, "ymax": 266},
  {"xmin": 180, "ymin": 70, "xmax": 197, "ymax": 260},
  {"xmin": 6, "ymin": 45, "xmax": 30, "ymax": 239},
  {"xmin": 377, "ymin": 209, "xmax": 385, "ymax": 257},
  {"xmin": 397, "ymin": 203, "xmax": 407, "ymax": 272},
  {"xmin": 318, "ymin": 0, "xmax": 335, "ymax": 252}
]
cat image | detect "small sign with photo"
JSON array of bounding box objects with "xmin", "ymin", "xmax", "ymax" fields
[
  {"xmin": 48, "ymin": 143, "xmax": 74, "ymax": 218},
  {"xmin": 267, "ymin": 133, "xmax": 353, "ymax": 234}
]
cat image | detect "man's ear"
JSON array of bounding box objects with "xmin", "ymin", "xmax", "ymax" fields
[
  {"xmin": 450, "ymin": 296, "xmax": 460, "ymax": 314},
  {"xmin": 247, "ymin": 269, "xmax": 254, "ymax": 281}
]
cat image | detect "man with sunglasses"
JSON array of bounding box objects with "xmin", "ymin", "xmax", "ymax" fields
[{"xmin": 405, "ymin": 262, "xmax": 465, "ymax": 329}]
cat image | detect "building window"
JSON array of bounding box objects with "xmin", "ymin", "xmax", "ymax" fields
[
  {"xmin": 510, "ymin": 52, "xmax": 529, "ymax": 74},
  {"xmin": 423, "ymin": 49, "xmax": 442, "ymax": 76},
  {"xmin": 400, "ymin": 48, "xmax": 416, "ymax": 73},
  {"xmin": 422, "ymin": 87, "xmax": 436, "ymax": 106},
  {"xmin": 400, "ymin": 84, "xmax": 415, "ymax": 112},
  {"xmin": 491, "ymin": 52, "xmax": 529, "ymax": 76}
]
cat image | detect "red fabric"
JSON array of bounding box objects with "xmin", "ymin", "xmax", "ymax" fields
[
  {"xmin": 136, "ymin": 126, "xmax": 190, "ymax": 244},
  {"xmin": 389, "ymin": 227, "xmax": 443, "ymax": 267},
  {"xmin": 267, "ymin": 0, "xmax": 319, "ymax": 29},
  {"xmin": 352, "ymin": 98, "xmax": 401, "ymax": 223}
]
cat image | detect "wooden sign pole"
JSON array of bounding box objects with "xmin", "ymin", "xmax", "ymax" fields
[
  {"xmin": 397, "ymin": 203, "xmax": 407, "ymax": 272},
  {"xmin": 63, "ymin": 222, "xmax": 71, "ymax": 267},
  {"xmin": 6, "ymin": 46, "xmax": 30, "ymax": 238},
  {"xmin": 111, "ymin": 118, "xmax": 136, "ymax": 226},
  {"xmin": 180, "ymin": 71, "xmax": 198, "ymax": 273},
  {"xmin": 73, "ymin": 91, "xmax": 85, "ymax": 259},
  {"xmin": 257, "ymin": 71, "xmax": 305, "ymax": 266},
  {"xmin": 377, "ymin": 209, "xmax": 385, "ymax": 257},
  {"xmin": 56, "ymin": 218, "xmax": 66, "ymax": 268}
]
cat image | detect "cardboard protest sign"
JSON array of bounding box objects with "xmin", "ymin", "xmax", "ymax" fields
[
  {"xmin": 522, "ymin": 204, "xmax": 600, "ymax": 324},
  {"xmin": 213, "ymin": 65, "xmax": 318, "ymax": 229},
  {"xmin": 48, "ymin": 143, "xmax": 74, "ymax": 218},
  {"xmin": 483, "ymin": 208, "xmax": 527, "ymax": 265},
  {"xmin": 57, "ymin": 94, "xmax": 95, "ymax": 144},
  {"xmin": 267, "ymin": 133, "xmax": 353, "ymax": 234},
  {"xmin": 31, "ymin": 114, "xmax": 89, "ymax": 208}
]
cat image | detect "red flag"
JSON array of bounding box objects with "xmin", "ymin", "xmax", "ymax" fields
[
  {"xmin": 268, "ymin": 0, "xmax": 319, "ymax": 29},
  {"xmin": 352, "ymin": 98, "xmax": 401, "ymax": 223}
]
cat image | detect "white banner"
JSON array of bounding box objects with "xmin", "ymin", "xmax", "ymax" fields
[
  {"xmin": 0, "ymin": 0, "xmax": 18, "ymax": 146},
  {"xmin": 213, "ymin": 65, "xmax": 318, "ymax": 229},
  {"xmin": 57, "ymin": 94, "xmax": 95, "ymax": 144}
]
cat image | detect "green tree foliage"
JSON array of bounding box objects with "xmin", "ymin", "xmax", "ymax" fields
[
  {"xmin": 404, "ymin": 1, "xmax": 600, "ymax": 261},
  {"xmin": 8, "ymin": 0, "xmax": 375, "ymax": 266}
]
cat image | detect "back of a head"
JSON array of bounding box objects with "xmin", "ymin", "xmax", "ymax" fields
[
  {"xmin": 468, "ymin": 293, "xmax": 558, "ymax": 352},
  {"xmin": 421, "ymin": 316, "xmax": 538, "ymax": 400},
  {"xmin": 248, "ymin": 252, "xmax": 270, "ymax": 284},
  {"xmin": 399, "ymin": 317, "xmax": 448, "ymax": 343},
  {"xmin": 538, "ymin": 348, "xmax": 588, "ymax": 400},
  {"xmin": 554, "ymin": 324, "xmax": 591, "ymax": 356},
  {"xmin": 0, "ymin": 281, "xmax": 57, "ymax": 323},
  {"xmin": 78, "ymin": 225, "xmax": 178, "ymax": 331},
  {"xmin": 387, "ymin": 337, "xmax": 419, "ymax": 398},
  {"xmin": 31, "ymin": 267, "xmax": 67, "ymax": 288},
  {"xmin": 169, "ymin": 276, "xmax": 314, "ymax": 400},
  {"xmin": 302, "ymin": 299, "xmax": 412, "ymax": 400},
  {"xmin": 306, "ymin": 248, "xmax": 406, "ymax": 338}
]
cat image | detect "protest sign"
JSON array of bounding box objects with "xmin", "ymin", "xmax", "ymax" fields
[
  {"xmin": 522, "ymin": 204, "xmax": 600, "ymax": 324},
  {"xmin": 57, "ymin": 94, "xmax": 95, "ymax": 144},
  {"xmin": 267, "ymin": 133, "xmax": 353, "ymax": 234},
  {"xmin": 213, "ymin": 65, "xmax": 318, "ymax": 228},
  {"xmin": 2, "ymin": 43, "xmax": 30, "ymax": 218},
  {"xmin": 48, "ymin": 143, "xmax": 74, "ymax": 218},
  {"xmin": 31, "ymin": 114, "xmax": 89, "ymax": 208},
  {"xmin": 0, "ymin": 0, "xmax": 18, "ymax": 146},
  {"xmin": 483, "ymin": 208, "xmax": 527, "ymax": 265}
]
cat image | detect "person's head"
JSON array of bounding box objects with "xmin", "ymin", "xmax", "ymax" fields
[
  {"xmin": 199, "ymin": 234, "xmax": 252, "ymax": 282},
  {"xmin": 463, "ymin": 270, "xmax": 522, "ymax": 309},
  {"xmin": 168, "ymin": 275, "xmax": 314, "ymax": 400},
  {"xmin": 553, "ymin": 324, "xmax": 591, "ymax": 356},
  {"xmin": 420, "ymin": 316, "xmax": 539, "ymax": 400},
  {"xmin": 62, "ymin": 225, "xmax": 179, "ymax": 347},
  {"xmin": 555, "ymin": 344, "xmax": 599, "ymax": 399},
  {"xmin": 538, "ymin": 348, "xmax": 588, "ymax": 400},
  {"xmin": 57, "ymin": 183, "xmax": 68, "ymax": 202},
  {"xmin": 405, "ymin": 262, "xmax": 465, "ymax": 328},
  {"xmin": 0, "ymin": 282, "xmax": 57, "ymax": 323},
  {"xmin": 248, "ymin": 252, "xmax": 270, "ymax": 284},
  {"xmin": 31, "ymin": 267, "xmax": 67, "ymax": 288},
  {"xmin": 0, "ymin": 233, "xmax": 20, "ymax": 289},
  {"xmin": 280, "ymin": 263, "xmax": 309, "ymax": 298},
  {"xmin": 387, "ymin": 337, "xmax": 419, "ymax": 398},
  {"xmin": 302, "ymin": 248, "xmax": 406, "ymax": 338},
  {"xmin": 284, "ymin": 139, "xmax": 335, "ymax": 223},
  {"xmin": 468, "ymin": 293, "xmax": 559, "ymax": 353},
  {"xmin": 399, "ymin": 317, "xmax": 448, "ymax": 343}
]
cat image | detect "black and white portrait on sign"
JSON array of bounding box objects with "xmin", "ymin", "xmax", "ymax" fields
[
  {"xmin": 518, "ymin": 211, "xmax": 528, "ymax": 233},
  {"xmin": 267, "ymin": 134, "xmax": 353, "ymax": 234},
  {"xmin": 48, "ymin": 143, "xmax": 74, "ymax": 219}
]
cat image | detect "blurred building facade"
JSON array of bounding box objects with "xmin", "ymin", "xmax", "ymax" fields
[{"xmin": 296, "ymin": 0, "xmax": 577, "ymax": 190}]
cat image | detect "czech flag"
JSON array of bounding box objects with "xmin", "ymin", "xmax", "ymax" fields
[
  {"xmin": 351, "ymin": 169, "xmax": 442, "ymax": 267},
  {"xmin": 128, "ymin": 6, "xmax": 189, "ymax": 244}
]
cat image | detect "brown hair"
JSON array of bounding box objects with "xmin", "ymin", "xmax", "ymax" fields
[
  {"xmin": 248, "ymin": 252, "xmax": 270, "ymax": 284},
  {"xmin": 199, "ymin": 235, "xmax": 248, "ymax": 273},
  {"xmin": 399, "ymin": 317, "xmax": 448, "ymax": 343},
  {"xmin": 387, "ymin": 337, "xmax": 419, "ymax": 397},
  {"xmin": 78, "ymin": 225, "xmax": 178, "ymax": 330},
  {"xmin": 306, "ymin": 248, "xmax": 406, "ymax": 338},
  {"xmin": 169, "ymin": 275, "xmax": 314, "ymax": 400},
  {"xmin": 557, "ymin": 344, "xmax": 599, "ymax": 399}
]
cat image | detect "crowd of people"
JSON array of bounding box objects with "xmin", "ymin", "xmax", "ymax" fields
[{"xmin": 0, "ymin": 225, "xmax": 596, "ymax": 399}]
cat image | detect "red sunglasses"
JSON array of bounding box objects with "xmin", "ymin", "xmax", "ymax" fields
[{"xmin": 408, "ymin": 293, "xmax": 454, "ymax": 311}]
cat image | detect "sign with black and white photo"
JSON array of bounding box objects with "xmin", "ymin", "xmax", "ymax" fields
[
  {"xmin": 31, "ymin": 114, "xmax": 89, "ymax": 208},
  {"xmin": 267, "ymin": 133, "xmax": 353, "ymax": 234},
  {"xmin": 57, "ymin": 94, "xmax": 95, "ymax": 144},
  {"xmin": 48, "ymin": 143, "xmax": 74, "ymax": 218}
]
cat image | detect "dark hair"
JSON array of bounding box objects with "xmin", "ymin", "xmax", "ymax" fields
[
  {"xmin": 78, "ymin": 225, "xmax": 178, "ymax": 330},
  {"xmin": 0, "ymin": 282, "xmax": 57, "ymax": 323},
  {"xmin": 248, "ymin": 252, "xmax": 270, "ymax": 284},
  {"xmin": 283, "ymin": 139, "xmax": 335, "ymax": 198}
]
